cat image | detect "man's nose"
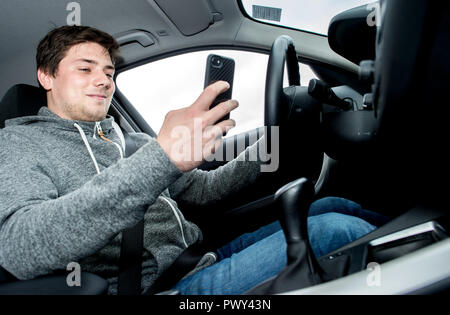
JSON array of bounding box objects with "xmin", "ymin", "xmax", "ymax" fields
[{"xmin": 93, "ymin": 71, "xmax": 112, "ymax": 89}]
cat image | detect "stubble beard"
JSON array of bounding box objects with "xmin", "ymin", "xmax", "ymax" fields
[{"xmin": 64, "ymin": 100, "xmax": 109, "ymax": 122}]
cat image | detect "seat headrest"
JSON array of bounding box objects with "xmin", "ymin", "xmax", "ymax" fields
[{"xmin": 0, "ymin": 84, "xmax": 47, "ymax": 128}]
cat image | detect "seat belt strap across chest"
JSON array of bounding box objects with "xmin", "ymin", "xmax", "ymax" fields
[{"xmin": 117, "ymin": 130, "xmax": 144, "ymax": 295}]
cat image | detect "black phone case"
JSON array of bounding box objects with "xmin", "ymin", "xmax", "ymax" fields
[{"xmin": 204, "ymin": 54, "xmax": 235, "ymax": 122}]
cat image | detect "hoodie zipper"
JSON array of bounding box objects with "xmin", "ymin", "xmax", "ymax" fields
[
  {"xmin": 95, "ymin": 122, "xmax": 124, "ymax": 159},
  {"xmin": 96, "ymin": 122, "xmax": 111, "ymax": 143}
]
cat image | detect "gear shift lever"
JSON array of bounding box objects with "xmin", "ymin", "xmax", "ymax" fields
[
  {"xmin": 247, "ymin": 178, "xmax": 324, "ymax": 294},
  {"xmin": 275, "ymin": 178, "xmax": 311, "ymax": 245},
  {"xmin": 246, "ymin": 178, "xmax": 351, "ymax": 294},
  {"xmin": 275, "ymin": 178, "xmax": 323, "ymax": 276}
]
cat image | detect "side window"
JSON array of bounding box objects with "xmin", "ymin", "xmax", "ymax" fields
[{"xmin": 116, "ymin": 50, "xmax": 316, "ymax": 137}]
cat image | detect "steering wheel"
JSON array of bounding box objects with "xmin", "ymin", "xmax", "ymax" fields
[
  {"xmin": 264, "ymin": 35, "xmax": 301, "ymax": 153},
  {"xmin": 263, "ymin": 35, "xmax": 322, "ymax": 181}
]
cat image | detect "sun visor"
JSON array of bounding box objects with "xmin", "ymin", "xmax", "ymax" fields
[
  {"xmin": 328, "ymin": 4, "xmax": 377, "ymax": 65},
  {"xmin": 154, "ymin": 0, "xmax": 220, "ymax": 36}
]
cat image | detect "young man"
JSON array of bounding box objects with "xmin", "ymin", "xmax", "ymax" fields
[{"xmin": 0, "ymin": 26, "xmax": 378, "ymax": 295}]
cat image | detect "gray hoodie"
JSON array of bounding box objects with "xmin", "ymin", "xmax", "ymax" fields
[{"xmin": 0, "ymin": 107, "xmax": 263, "ymax": 294}]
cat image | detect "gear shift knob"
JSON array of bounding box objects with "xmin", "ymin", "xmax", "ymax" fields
[
  {"xmin": 275, "ymin": 178, "xmax": 323, "ymax": 275},
  {"xmin": 275, "ymin": 178, "xmax": 312, "ymax": 245},
  {"xmin": 246, "ymin": 178, "xmax": 327, "ymax": 294}
]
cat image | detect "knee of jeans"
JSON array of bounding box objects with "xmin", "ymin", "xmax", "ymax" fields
[
  {"xmin": 308, "ymin": 212, "xmax": 376, "ymax": 256},
  {"xmin": 309, "ymin": 197, "xmax": 362, "ymax": 217},
  {"xmin": 330, "ymin": 213, "xmax": 376, "ymax": 242}
]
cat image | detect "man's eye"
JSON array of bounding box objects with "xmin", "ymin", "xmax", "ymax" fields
[
  {"xmin": 106, "ymin": 73, "xmax": 113, "ymax": 78},
  {"xmin": 79, "ymin": 68, "xmax": 90, "ymax": 72}
]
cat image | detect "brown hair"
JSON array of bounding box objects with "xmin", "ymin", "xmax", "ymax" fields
[{"xmin": 36, "ymin": 25, "xmax": 120, "ymax": 76}]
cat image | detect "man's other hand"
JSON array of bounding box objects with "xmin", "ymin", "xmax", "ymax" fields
[{"xmin": 157, "ymin": 81, "xmax": 238, "ymax": 172}]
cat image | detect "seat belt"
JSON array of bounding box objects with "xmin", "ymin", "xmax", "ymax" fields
[
  {"xmin": 117, "ymin": 130, "xmax": 144, "ymax": 295},
  {"xmin": 117, "ymin": 130, "xmax": 206, "ymax": 295},
  {"xmin": 144, "ymin": 242, "xmax": 205, "ymax": 295}
]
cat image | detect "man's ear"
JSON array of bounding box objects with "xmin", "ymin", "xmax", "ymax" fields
[{"xmin": 37, "ymin": 68, "xmax": 53, "ymax": 90}]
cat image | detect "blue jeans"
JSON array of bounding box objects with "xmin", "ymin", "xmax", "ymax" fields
[
  {"xmin": 309, "ymin": 197, "xmax": 390, "ymax": 227},
  {"xmin": 172, "ymin": 197, "xmax": 385, "ymax": 295}
]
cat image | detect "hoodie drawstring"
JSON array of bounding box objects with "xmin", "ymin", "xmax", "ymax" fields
[
  {"xmin": 74, "ymin": 122, "xmax": 124, "ymax": 174},
  {"xmin": 74, "ymin": 123, "xmax": 101, "ymax": 174}
]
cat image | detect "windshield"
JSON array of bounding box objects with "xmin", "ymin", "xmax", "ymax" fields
[{"xmin": 240, "ymin": 0, "xmax": 378, "ymax": 35}]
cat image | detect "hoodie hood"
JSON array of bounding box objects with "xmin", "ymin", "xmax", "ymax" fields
[
  {"xmin": 5, "ymin": 106, "xmax": 116, "ymax": 135},
  {"xmin": 4, "ymin": 106, "xmax": 125, "ymax": 174}
]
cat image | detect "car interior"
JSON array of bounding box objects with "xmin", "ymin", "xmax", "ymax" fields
[{"xmin": 0, "ymin": 0, "xmax": 449, "ymax": 295}]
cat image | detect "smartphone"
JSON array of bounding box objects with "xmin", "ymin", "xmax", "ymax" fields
[{"xmin": 204, "ymin": 54, "xmax": 235, "ymax": 123}]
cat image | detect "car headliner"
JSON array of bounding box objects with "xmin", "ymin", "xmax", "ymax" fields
[{"xmin": 0, "ymin": 0, "xmax": 356, "ymax": 98}]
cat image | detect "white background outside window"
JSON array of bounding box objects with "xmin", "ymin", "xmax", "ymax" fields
[{"xmin": 117, "ymin": 50, "xmax": 316, "ymax": 137}]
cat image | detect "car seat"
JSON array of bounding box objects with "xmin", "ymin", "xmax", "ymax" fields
[{"xmin": 0, "ymin": 84, "xmax": 109, "ymax": 295}]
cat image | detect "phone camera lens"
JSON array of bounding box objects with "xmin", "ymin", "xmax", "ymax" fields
[{"xmin": 211, "ymin": 56, "xmax": 223, "ymax": 68}]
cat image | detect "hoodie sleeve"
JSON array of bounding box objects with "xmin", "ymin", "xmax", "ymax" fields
[
  {"xmin": 0, "ymin": 131, "xmax": 182, "ymax": 280},
  {"xmin": 168, "ymin": 137, "xmax": 266, "ymax": 206}
]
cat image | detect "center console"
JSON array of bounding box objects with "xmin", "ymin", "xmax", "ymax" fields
[{"xmin": 297, "ymin": 206, "xmax": 450, "ymax": 294}]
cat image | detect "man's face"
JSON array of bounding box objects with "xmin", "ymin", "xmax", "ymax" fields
[{"xmin": 40, "ymin": 42, "xmax": 115, "ymax": 122}]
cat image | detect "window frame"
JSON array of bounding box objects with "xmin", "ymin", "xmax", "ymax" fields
[{"xmin": 114, "ymin": 46, "xmax": 318, "ymax": 138}]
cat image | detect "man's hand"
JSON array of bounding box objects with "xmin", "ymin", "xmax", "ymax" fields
[{"xmin": 157, "ymin": 81, "xmax": 238, "ymax": 172}]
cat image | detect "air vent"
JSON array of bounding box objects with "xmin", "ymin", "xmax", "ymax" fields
[{"xmin": 252, "ymin": 5, "xmax": 282, "ymax": 22}]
